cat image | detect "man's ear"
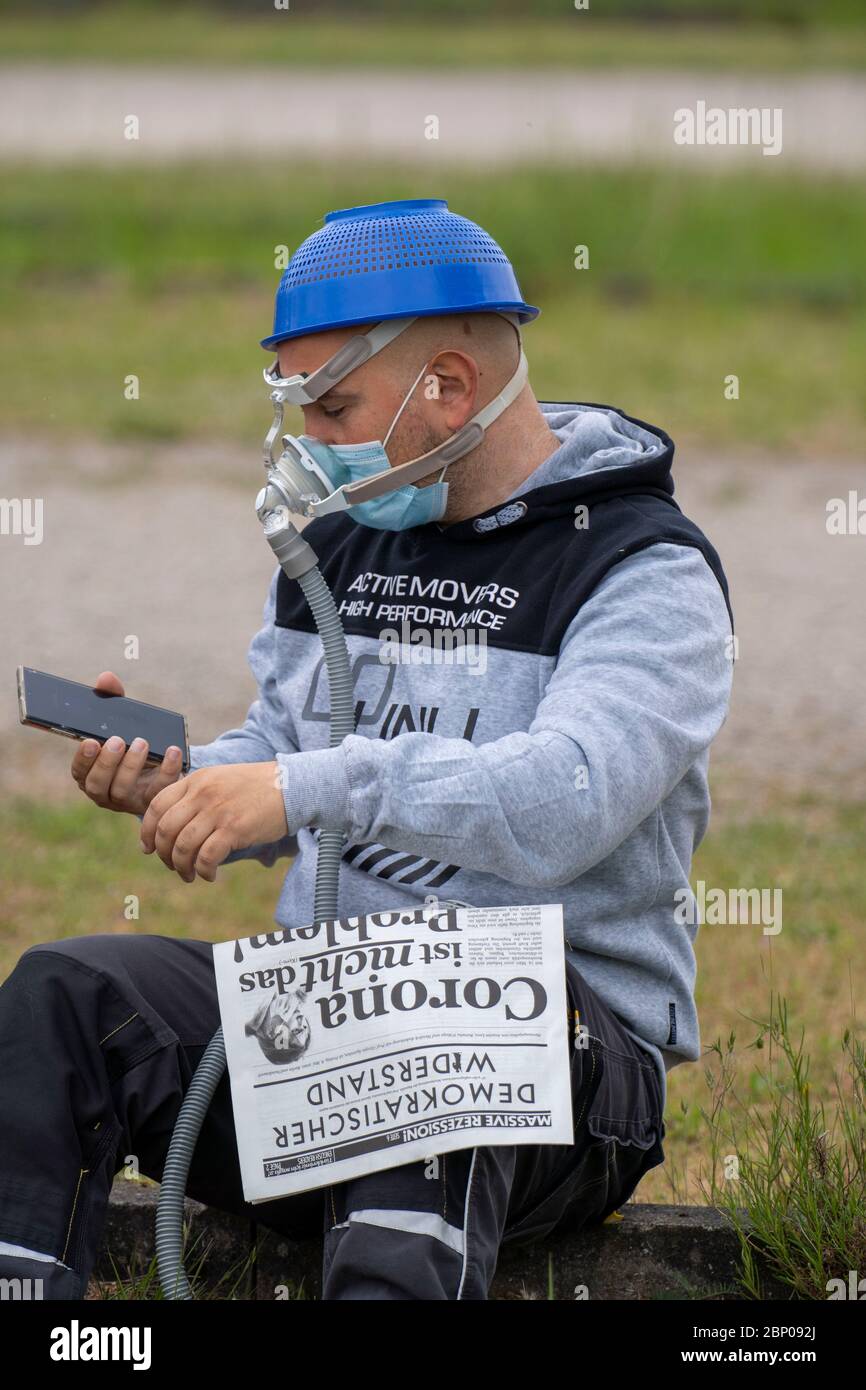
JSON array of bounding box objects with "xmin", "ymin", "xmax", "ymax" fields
[{"xmin": 424, "ymin": 351, "xmax": 479, "ymax": 431}]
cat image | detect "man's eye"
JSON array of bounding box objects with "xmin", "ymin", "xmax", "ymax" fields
[{"xmin": 321, "ymin": 405, "xmax": 345, "ymax": 419}]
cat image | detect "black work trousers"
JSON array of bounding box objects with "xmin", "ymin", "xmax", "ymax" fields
[{"xmin": 0, "ymin": 933, "xmax": 666, "ymax": 1300}]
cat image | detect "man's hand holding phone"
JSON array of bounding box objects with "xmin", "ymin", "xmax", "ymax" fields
[
  {"xmin": 70, "ymin": 671, "xmax": 289, "ymax": 882},
  {"xmin": 71, "ymin": 671, "xmax": 185, "ymax": 816}
]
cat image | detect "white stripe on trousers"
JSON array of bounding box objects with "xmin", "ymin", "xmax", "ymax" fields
[
  {"xmin": 0, "ymin": 1240, "xmax": 74, "ymax": 1269},
  {"xmin": 330, "ymin": 1207, "xmax": 465, "ymax": 1257},
  {"xmin": 456, "ymin": 1148, "xmax": 479, "ymax": 1300}
]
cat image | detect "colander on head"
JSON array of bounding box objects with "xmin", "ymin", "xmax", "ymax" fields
[{"xmin": 260, "ymin": 197, "xmax": 539, "ymax": 349}]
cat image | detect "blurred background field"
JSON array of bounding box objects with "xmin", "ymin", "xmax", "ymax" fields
[
  {"xmin": 1, "ymin": 0, "xmax": 865, "ymax": 69},
  {"xmin": 1, "ymin": 0, "xmax": 864, "ymax": 1228},
  {"xmin": 2, "ymin": 161, "xmax": 864, "ymax": 453}
]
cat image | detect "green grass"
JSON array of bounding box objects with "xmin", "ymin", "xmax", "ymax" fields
[
  {"xmin": 90, "ymin": 1215, "xmax": 312, "ymax": 1298},
  {"xmin": 1, "ymin": 6, "xmax": 865, "ymax": 70},
  {"xmin": 699, "ymin": 998, "xmax": 866, "ymax": 1300},
  {"xmin": 1, "ymin": 792, "xmax": 864, "ymax": 1215},
  {"xmin": 2, "ymin": 161, "xmax": 864, "ymax": 454},
  {"xmin": 0, "ymin": 795, "xmax": 281, "ymax": 979},
  {"xmin": 92, "ymin": 1221, "xmax": 262, "ymax": 1300},
  {"xmin": 647, "ymin": 797, "xmax": 866, "ymax": 1208}
]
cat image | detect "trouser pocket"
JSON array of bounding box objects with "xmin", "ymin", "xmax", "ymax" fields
[
  {"xmin": 60, "ymin": 1115, "xmax": 123, "ymax": 1283},
  {"xmin": 502, "ymin": 1032, "xmax": 665, "ymax": 1247},
  {"xmin": 576, "ymin": 1037, "xmax": 665, "ymax": 1228}
]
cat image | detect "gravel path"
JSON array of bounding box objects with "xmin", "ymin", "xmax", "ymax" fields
[
  {"xmin": 1, "ymin": 436, "xmax": 863, "ymax": 815},
  {"xmin": 1, "ymin": 64, "xmax": 864, "ymax": 169}
]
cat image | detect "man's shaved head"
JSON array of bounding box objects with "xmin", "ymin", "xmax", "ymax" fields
[{"xmin": 380, "ymin": 312, "xmax": 521, "ymax": 390}]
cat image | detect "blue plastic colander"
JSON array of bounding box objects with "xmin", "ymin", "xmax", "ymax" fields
[{"xmin": 261, "ymin": 198, "xmax": 539, "ymax": 349}]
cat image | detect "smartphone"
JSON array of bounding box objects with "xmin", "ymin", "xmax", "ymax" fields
[{"xmin": 16, "ymin": 666, "xmax": 190, "ymax": 772}]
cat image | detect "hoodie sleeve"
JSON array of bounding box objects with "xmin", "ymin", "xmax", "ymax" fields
[
  {"xmin": 185, "ymin": 565, "xmax": 299, "ymax": 866},
  {"xmin": 274, "ymin": 542, "xmax": 734, "ymax": 888}
]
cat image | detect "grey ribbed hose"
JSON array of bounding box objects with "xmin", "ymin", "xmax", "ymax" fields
[
  {"xmin": 155, "ymin": 563, "xmax": 355, "ymax": 1299},
  {"xmin": 297, "ymin": 566, "xmax": 356, "ymax": 923}
]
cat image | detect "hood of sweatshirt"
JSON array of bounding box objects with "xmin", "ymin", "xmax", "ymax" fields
[{"xmin": 443, "ymin": 400, "xmax": 677, "ymax": 541}]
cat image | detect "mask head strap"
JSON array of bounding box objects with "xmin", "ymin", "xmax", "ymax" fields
[
  {"xmin": 263, "ymin": 316, "xmax": 416, "ymax": 467},
  {"xmin": 263, "ymin": 317, "xmax": 417, "ymax": 405}
]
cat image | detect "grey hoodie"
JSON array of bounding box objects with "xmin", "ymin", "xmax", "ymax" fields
[{"xmin": 188, "ymin": 402, "xmax": 734, "ymax": 1116}]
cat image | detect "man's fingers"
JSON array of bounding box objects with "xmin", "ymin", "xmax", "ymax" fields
[
  {"xmin": 192, "ymin": 829, "xmax": 234, "ymax": 882},
  {"xmin": 168, "ymin": 810, "xmax": 218, "ymax": 882},
  {"xmin": 80, "ymin": 736, "xmax": 130, "ymax": 804},
  {"xmin": 94, "ymin": 670, "xmax": 125, "ymax": 696},
  {"xmin": 104, "ymin": 738, "xmax": 151, "ymax": 805},
  {"xmin": 152, "ymin": 800, "xmax": 199, "ymax": 875},
  {"xmin": 141, "ymin": 747, "xmax": 185, "ymax": 804},
  {"xmin": 71, "ymin": 739, "xmax": 102, "ymax": 788},
  {"xmin": 140, "ymin": 778, "xmax": 190, "ymax": 856}
]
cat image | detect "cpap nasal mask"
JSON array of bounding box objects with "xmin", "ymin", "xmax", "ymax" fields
[{"xmin": 262, "ymin": 314, "xmax": 528, "ymax": 531}]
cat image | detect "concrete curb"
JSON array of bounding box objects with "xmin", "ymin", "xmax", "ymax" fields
[{"xmin": 97, "ymin": 1179, "xmax": 796, "ymax": 1300}]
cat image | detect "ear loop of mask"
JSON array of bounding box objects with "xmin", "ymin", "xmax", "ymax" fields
[
  {"xmin": 382, "ymin": 359, "xmax": 431, "ymax": 451},
  {"xmin": 382, "ymin": 360, "xmax": 450, "ymax": 491}
]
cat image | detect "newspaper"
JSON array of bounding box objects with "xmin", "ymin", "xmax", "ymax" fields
[{"xmin": 213, "ymin": 902, "xmax": 573, "ymax": 1202}]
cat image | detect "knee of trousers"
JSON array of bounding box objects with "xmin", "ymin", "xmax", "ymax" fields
[
  {"xmin": 8, "ymin": 941, "xmax": 172, "ymax": 1081},
  {"xmin": 323, "ymin": 1148, "xmax": 517, "ymax": 1300}
]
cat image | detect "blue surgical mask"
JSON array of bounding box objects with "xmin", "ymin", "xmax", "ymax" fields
[
  {"xmin": 296, "ymin": 435, "xmax": 448, "ymax": 530},
  {"xmin": 296, "ymin": 358, "xmax": 449, "ymax": 531}
]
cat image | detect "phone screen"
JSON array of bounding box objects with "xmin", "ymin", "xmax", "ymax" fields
[{"xmin": 19, "ymin": 667, "xmax": 189, "ymax": 770}]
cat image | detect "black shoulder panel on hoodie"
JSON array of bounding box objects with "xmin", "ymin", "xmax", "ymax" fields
[{"xmin": 274, "ymin": 404, "xmax": 733, "ymax": 658}]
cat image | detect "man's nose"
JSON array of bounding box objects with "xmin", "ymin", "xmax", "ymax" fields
[{"xmin": 298, "ymin": 409, "xmax": 340, "ymax": 445}]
